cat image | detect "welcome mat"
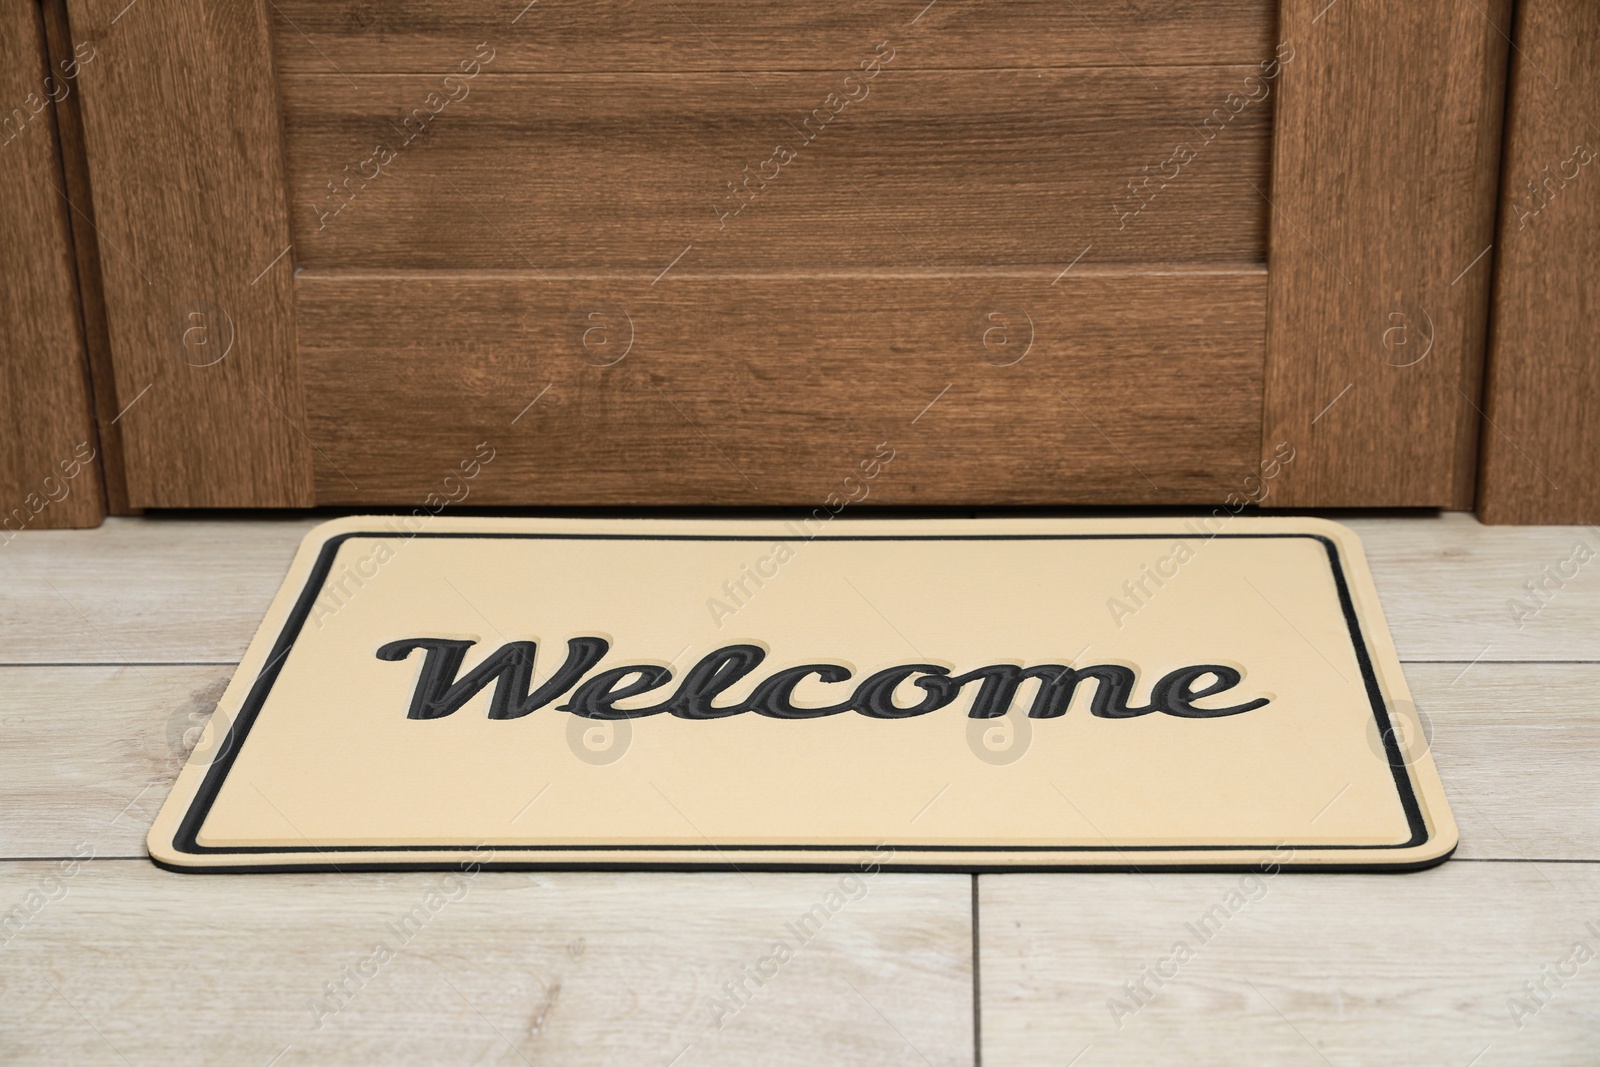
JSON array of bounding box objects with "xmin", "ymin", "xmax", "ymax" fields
[{"xmin": 149, "ymin": 517, "xmax": 1455, "ymax": 872}]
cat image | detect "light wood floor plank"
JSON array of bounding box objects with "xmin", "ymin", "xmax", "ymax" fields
[
  {"xmin": 0, "ymin": 516, "xmax": 319, "ymax": 664},
  {"xmin": 1346, "ymin": 512, "xmax": 1600, "ymax": 662},
  {"xmin": 2, "ymin": 662, "xmax": 1595, "ymax": 864},
  {"xmin": 979, "ymin": 862, "xmax": 1600, "ymax": 1066},
  {"xmin": 1411, "ymin": 663, "xmax": 1600, "ymax": 862},
  {"xmin": 0, "ymin": 666, "xmax": 225, "ymax": 858},
  {"xmin": 0, "ymin": 862, "xmax": 973, "ymax": 1066}
]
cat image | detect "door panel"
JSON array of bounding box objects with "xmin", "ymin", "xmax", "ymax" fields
[
  {"xmin": 297, "ymin": 269, "xmax": 1266, "ymax": 504},
  {"xmin": 283, "ymin": 68, "xmax": 1270, "ymax": 271},
  {"xmin": 274, "ymin": 0, "xmax": 1277, "ymax": 507}
]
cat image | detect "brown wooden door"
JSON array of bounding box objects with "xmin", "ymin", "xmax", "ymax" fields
[{"xmin": 53, "ymin": 0, "xmax": 1512, "ymax": 512}]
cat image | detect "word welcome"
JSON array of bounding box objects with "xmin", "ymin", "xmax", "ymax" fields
[
  {"xmin": 1113, "ymin": 42, "xmax": 1294, "ymax": 230},
  {"xmin": 713, "ymin": 41, "xmax": 896, "ymax": 228},
  {"xmin": 377, "ymin": 638, "xmax": 1271, "ymax": 722},
  {"xmin": 312, "ymin": 43, "xmax": 496, "ymax": 230}
]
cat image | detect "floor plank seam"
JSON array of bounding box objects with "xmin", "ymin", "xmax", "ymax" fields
[
  {"xmin": 0, "ymin": 662, "xmax": 243, "ymax": 668},
  {"xmin": 1402, "ymin": 659, "xmax": 1600, "ymax": 665},
  {"xmin": 971, "ymin": 873, "xmax": 983, "ymax": 1067}
]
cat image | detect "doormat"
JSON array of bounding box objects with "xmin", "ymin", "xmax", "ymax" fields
[{"xmin": 149, "ymin": 517, "xmax": 1455, "ymax": 873}]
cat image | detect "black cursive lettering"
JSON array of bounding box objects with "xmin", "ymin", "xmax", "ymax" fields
[{"xmin": 376, "ymin": 640, "xmax": 1271, "ymax": 722}]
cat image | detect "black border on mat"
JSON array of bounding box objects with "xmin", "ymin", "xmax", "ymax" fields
[{"xmin": 163, "ymin": 530, "xmax": 1436, "ymax": 871}]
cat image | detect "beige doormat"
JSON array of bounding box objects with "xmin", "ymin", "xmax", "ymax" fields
[{"xmin": 149, "ymin": 516, "xmax": 1455, "ymax": 872}]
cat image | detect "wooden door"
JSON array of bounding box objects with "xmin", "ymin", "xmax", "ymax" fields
[{"xmin": 52, "ymin": 0, "xmax": 1512, "ymax": 512}]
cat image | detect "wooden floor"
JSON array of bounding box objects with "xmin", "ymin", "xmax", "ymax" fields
[{"xmin": 2, "ymin": 512, "xmax": 1598, "ymax": 1064}]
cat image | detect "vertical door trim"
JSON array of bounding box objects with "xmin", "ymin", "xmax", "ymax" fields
[
  {"xmin": 1261, "ymin": 0, "xmax": 1513, "ymax": 508},
  {"xmin": 0, "ymin": 0, "xmax": 105, "ymax": 531},
  {"xmin": 1477, "ymin": 0, "xmax": 1600, "ymax": 524},
  {"xmin": 64, "ymin": 0, "xmax": 313, "ymax": 507}
]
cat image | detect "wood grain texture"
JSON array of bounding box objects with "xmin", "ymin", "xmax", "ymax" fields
[
  {"xmin": 1342, "ymin": 514, "xmax": 1600, "ymax": 663},
  {"xmin": 0, "ymin": 666, "xmax": 224, "ymax": 858},
  {"xmin": 6, "ymin": 661, "xmax": 1598, "ymax": 861},
  {"xmin": 283, "ymin": 67, "xmax": 1271, "ymax": 271},
  {"xmin": 5, "ymin": 513, "xmax": 1600, "ymax": 665},
  {"xmin": 1261, "ymin": 0, "xmax": 1513, "ymax": 508},
  {"xmin": 295, "ymin": 269, "xmax": 1267, "ymax": 505},
  {"xmin": 1409, "ymin": 663, "xmax": 1600, "ymax": 862},
  {"xmin": 38, "ymin": 0, "xmax": 134, "ymax": 517},
  {"xmin": 0, "ymin": 516, "xmax": 321, "ymax": 665},
  {"xmin": 0, "ymin": 0, "xmax": 103, "ymax": 532},
  {"xmin": 980, "ymin": 863, "xmax": 1600, "ymax": 1065},
  {"xmin": 63, "ymin": 0, "xmax": 313, "ymax": 507},
  {"xmin": 0, "ymin": 863, "xmax": 972, "ymax": 1066},
  {"xmin": 271, "ymin": 0, "xmax": 1275, "ymax": 73},
  {"xmin": 1477, "ymin": 0, "xmax": 1600, "ymax": 524}
]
